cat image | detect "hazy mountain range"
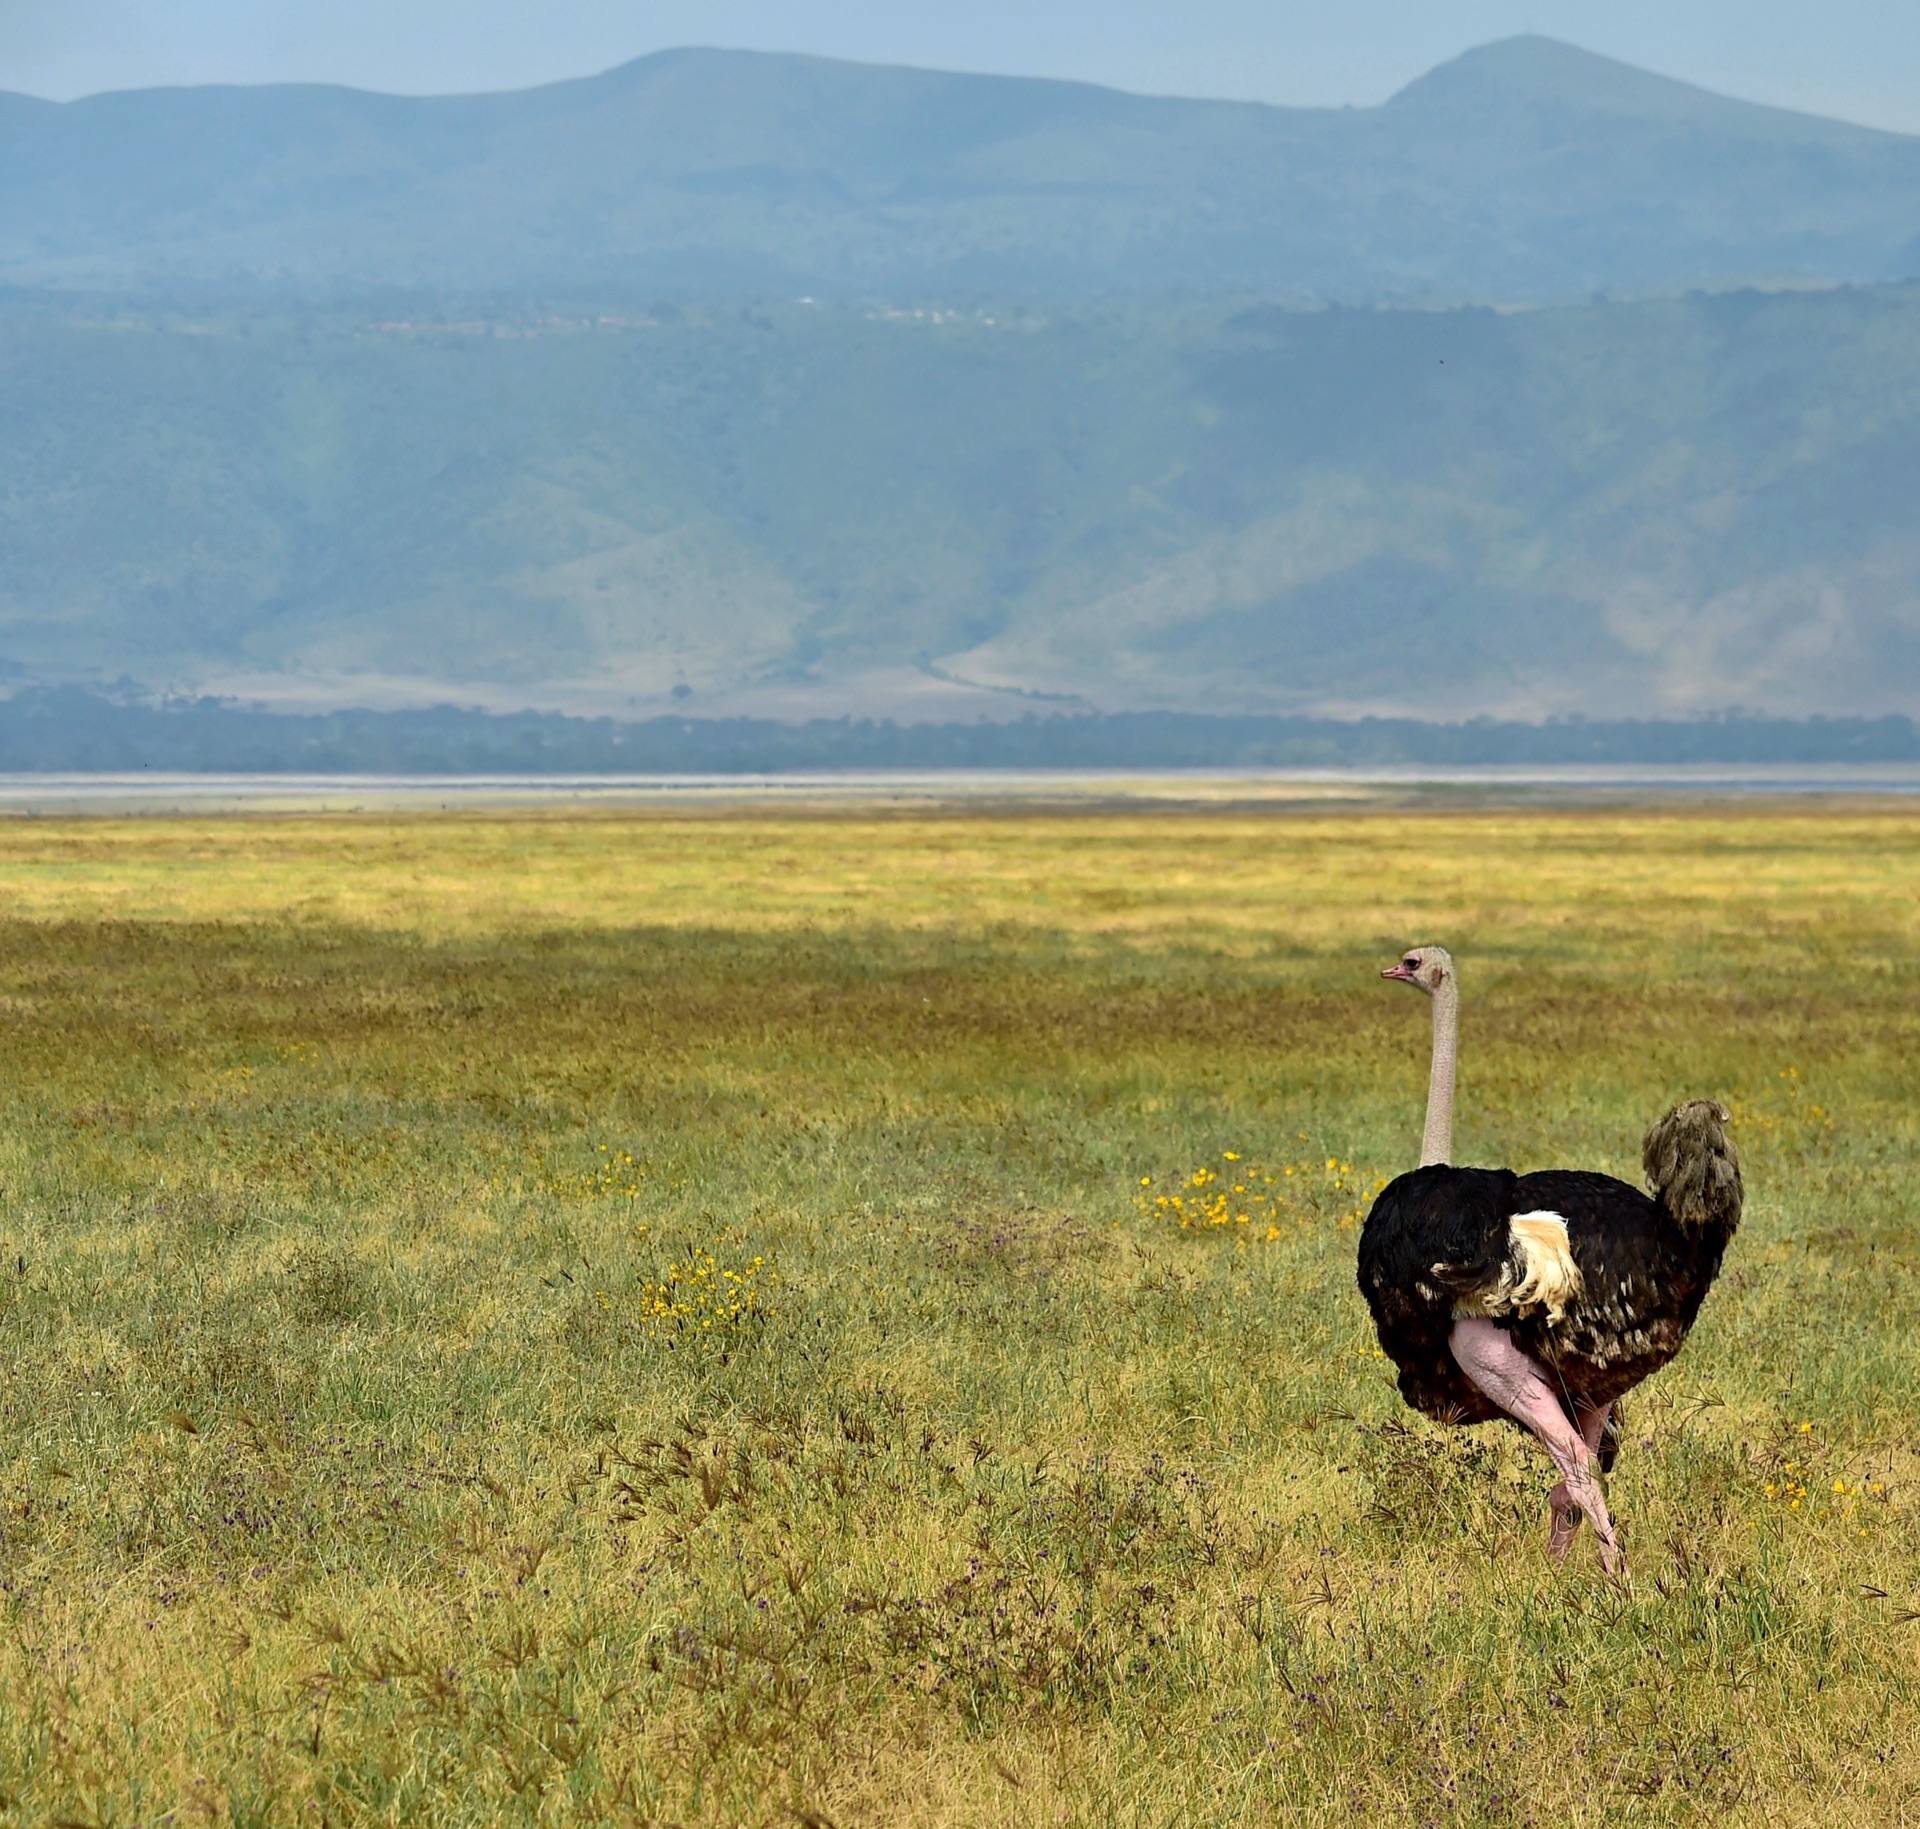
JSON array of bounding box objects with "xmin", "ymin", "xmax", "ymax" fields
[
  {"xmin": 6, "ymin": 36, "xmax": 1919, "ymax": 303},
  {"xmin": 1, "ymin": 38, "xmax": 1917, "ymax": 727}
]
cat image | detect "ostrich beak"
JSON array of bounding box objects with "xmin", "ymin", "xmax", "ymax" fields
[{"xmin": 1382, "ymin": 961, "xmax": 1418, "ymax": 982}]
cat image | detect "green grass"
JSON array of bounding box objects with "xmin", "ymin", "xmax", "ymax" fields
[{"xmin": 0, "ymin": 807, "xmax": 1915, "ymax": 1824}]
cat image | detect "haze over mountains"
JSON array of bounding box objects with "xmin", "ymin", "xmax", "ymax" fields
[
  {"xmin": 1, "ymin": 38, "xmax": 1918, "ymax": 728},
  {"xmin": 6, "ymin": 36, "xmax": 1920, "ymax": 303}
]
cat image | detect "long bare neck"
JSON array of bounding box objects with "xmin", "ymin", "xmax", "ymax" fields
[{"xmin": 1420, "ymin": 977, "xmax": 1458, "ymax": 1167}]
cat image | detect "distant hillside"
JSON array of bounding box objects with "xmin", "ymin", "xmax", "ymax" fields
[
  {"xmin": 3, "ymin": 37, "xmax": 1918, "ymax": 302},
  {"xmin": 3, "ymin": 285, "xmax": 1919, "ymax": 721}
]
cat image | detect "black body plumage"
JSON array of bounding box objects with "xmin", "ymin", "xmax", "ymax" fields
[{"xmin": 1357, "ymin": 1142, "xmax": 1741, "ymax": 1436}]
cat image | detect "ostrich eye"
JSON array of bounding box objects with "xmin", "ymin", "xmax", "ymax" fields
[{"xmin": 1404, "ymin": 957, "xmax": 1419, "ymax": 970}]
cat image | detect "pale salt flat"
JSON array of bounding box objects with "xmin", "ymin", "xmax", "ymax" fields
[{"xmin": 0, "ymin": 764, "xmax": 1916, "ymax": 815}]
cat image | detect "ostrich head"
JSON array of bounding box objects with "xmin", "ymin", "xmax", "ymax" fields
[
  {"xmin": 1384, "ymin": 945, "xmax": 1457, "ymax": 1166},
  {"xmin": 1382, "ymin": 945, "xmax": 1454, "ymax": 996}
]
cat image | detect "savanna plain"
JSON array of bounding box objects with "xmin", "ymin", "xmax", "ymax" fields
[{"xmin": 0, "ymin": 802, "xmax": 1915, "ymax": 1827}]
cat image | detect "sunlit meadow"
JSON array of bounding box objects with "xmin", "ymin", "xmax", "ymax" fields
[{"xmin": 0, "ymin": 804, "xmax": 1916, "ymax": 1825}]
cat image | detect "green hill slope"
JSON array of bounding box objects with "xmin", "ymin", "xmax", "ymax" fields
[
  {"xmin": 3, "ymin": 284, "xmax": 1918, "ymax": 719},
  {"xmin": 3, "ymin": 38, "xmax": 1918, "ymax": 302}
]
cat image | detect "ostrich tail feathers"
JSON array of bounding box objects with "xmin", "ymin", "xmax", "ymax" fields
[
  {"xmin": 1441, "ymin": 1210, "xmax": 1583, "ymax": 1326},
  {"xmin": 1643, "ymin": 1099, "xmax": 1743, "ymax": 1237},
  {"xmin": 1502, "ymin": 1212, "xmax": 1585, "ymax": 1322}
]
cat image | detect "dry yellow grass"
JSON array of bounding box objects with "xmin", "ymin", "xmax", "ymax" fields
[
  {"xmin": 3, "ymin": 804, "xmax": 1918, "ymax": 944},
  {"xmin": 0, "ymin": 806, "xmax": 1913, "ymax": 1825}
]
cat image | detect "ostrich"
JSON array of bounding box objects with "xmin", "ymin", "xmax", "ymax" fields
[{"xmin": 1356, "ymin": 946, "xmax": 1742, "ymax": 1575}]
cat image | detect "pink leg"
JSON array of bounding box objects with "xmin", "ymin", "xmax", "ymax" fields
[
  {"xmin": 1548, "ymin": 1403, "xmax": 1613, "ymax": 1558},
  {"xmin": 1449, "ymin": 1319, "xmax": 1624, "ymax": 1576}
]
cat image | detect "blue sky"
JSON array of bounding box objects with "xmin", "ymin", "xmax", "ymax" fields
[{"xmin": 5, "ymin": 0, "xmax": 1918, "ymax": 135}]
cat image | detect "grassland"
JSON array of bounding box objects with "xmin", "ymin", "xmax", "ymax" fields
[{"xmin": 0, "ymin": 804, "xmax": 1915, "ymax": 1825}]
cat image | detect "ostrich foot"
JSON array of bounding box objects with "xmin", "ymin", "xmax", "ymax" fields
[
  {"xmin": 1547, "ymin": 1496, "xmax": 1625, "ymax": 1578},
  {"xmin": 1548, "ymin": 1482, "xmax": 1582, "ymax": 1559},
  {"xmin": 1551, "ymin": 1464, "xmax": 1625, "ymax": 1578},
  {"xmin": 1449, "ymin": 1319, "xmax": 1627, "ymax": 1577}
]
